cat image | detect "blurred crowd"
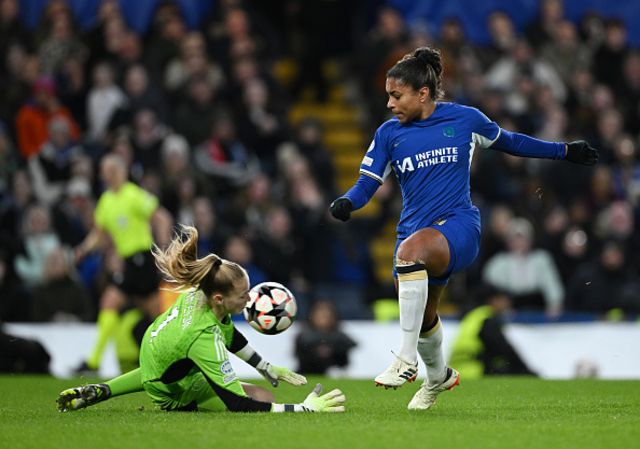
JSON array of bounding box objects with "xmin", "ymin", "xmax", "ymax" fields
[{"xmin": 0, "ymin": 0, "xmax": 639, "ymax": 324}]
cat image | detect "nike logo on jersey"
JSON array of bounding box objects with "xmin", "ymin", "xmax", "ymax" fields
[{"xmin": 393, "ymin": 138, "xmax": 406, "ymax": 148}]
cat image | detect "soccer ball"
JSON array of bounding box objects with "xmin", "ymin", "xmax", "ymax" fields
[{"xmin": 243, "ymin": 282, "xmax": 297, "ymax": 335}]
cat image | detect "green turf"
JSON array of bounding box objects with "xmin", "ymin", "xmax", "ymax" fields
[{"xmin": 1, "ymin": 375, "xmax": 639, "ymax": 449}]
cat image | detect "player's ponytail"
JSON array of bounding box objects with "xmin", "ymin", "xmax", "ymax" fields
[
  {"xmin": 153, "ymin": 225, "xmax": 247, "ymax": 298},
  {"xmin": 387, "ymin": 46, "xmax": 444, "ymax": 100}
]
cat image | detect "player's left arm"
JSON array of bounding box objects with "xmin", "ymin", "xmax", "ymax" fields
[
  {"xmin": 470, "ymin": 107, "xmax": 598, "ymax": 165},
  {"xmin": 228, "ymin": 327, "xmax": 307, "ymax": 387},
  {"xmin": 490, "ymin": 130, "xmax": 599, "ymax": 165}
]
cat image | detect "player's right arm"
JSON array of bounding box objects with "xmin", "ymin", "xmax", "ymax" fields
[
  {"xmin": 330, "ymin": 124, "xmax": 392, "ymax": 222},
  {"xmin": 189, "ymin": 333, "xmax": 344, "ymax": 413},
  {"xmin": 74, "ymin": 226, "xmax": 109, "ymax": 262}
]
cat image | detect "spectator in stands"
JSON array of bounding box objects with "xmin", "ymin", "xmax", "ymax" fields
[
  {"xmin": 449, "ymin": 285, "xmax": 537, "ymax": 379},
  {"xmin": 113, "ymin": 64, "xmax": 167, "ymax": 128},
  {"xmin": 293, "ymin": 118, "xmax": 336, "ymax": 198},
  {"xmin": 37, "ymin": 7, "xmax": 86, "ymax": 76},
  {"xmin": 478, "ymin": 11, "xmax": 518, "ymax": 70},
  {"xmin": 483, "ymin": 217, "xmax": 564, "ymax": 318},
  {"xmin": 525, "ymin": 0, "xmax": 564, "ymax": 50},
  {"xmin": 223, "ymin": 235, "xmax": 267, "ymax": 288},
  {"xmin": 611, "ymin": 135, "xmax": 640, "ymax": 206},
  {"xmin": 620, "ymin": 52, "xmax": 640, "ymax": 135},
  {"xmin": 252, "ymin": 206, "xmax": 299, "ymax": 286},
  {"xmin": 294, "ymin": 300, "xmax": 356, "ymax": 375},
  {"xmin": 144, "ymin": 3, "xmax": 186, "ymax": 74},
  {"xmin": 52, "ymin": 176, "xmax": 94, "ymax": 249},
  {"xmin": 86, "ymin": 61, "xmax": 126, "ymax": 145},
  {"xmin": 32, "ymin": 247, "xmax": 93, "ymax": 322},
  {"xmin": 556, "ymin": 226, "xmax": 591, "ymax": 286},
  {"xmin": 0, "ymin": 170, "xmax": 34, "ymax": 259},
  {"xmin": 485, "ymin": 39, "xmax": 566, "ymax": 116},
  {"xmin": 129, "ymin": 108, "xmax": 168, "ymax": 175},
  {"xmin": 0, "ymin": 121, "xmax": 18, "ymax": 191},
  {"xmin": 592, "ymin": 19, "xmax": 629, "ymax": 95},
  {"xmin": 172, "ymin": 76, "xmax": 225, "ymax": 147},
  {"xmin": 191, "ymin": 196, "xmax": 231, "ymax": 256},
  {"xmin": 567, "ymin": 240, "xmax": 640, "ymax": 316},
  {"xmin": 15, "ymin": 77, "xmax": 80, "ymax": 159},
  {"xmin": 236, "ymin": 77, "xmax": 288, "ymax": 176},
  {"xmin": 164, "ymin": 31, "xmax": 225, "ymax": 95},
  {"xmin": 540, "ymin": 20, "xmax": 592, "ymax": 86},
  {"xmin": 28, "ymin": 116, "xmax": 84, "ymax": 206},
  {"xmin": 593, "ymin": 108, "xmax": 625, "ymax": 163},
  {"xmin": 14, "ymin": 203, "xmax": 63, "ymax": 288},
  {"xmin": 0, "ymin": 0, "xmax": 31, "ymax": 58},
  {"xmin": 193, "ymin": 114, "xmax": 259, "ymax": 192},
  {"xmin": 0, "ymin": 249, "xmax": 29, "ymax": 322},
  {"xmin": 359, "ymin": 6, "xmax": 410, "ymax": 122}
]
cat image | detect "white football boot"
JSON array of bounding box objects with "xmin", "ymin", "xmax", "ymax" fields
[
  {"xmin": 407, "ymin": 367, "xmax": 460, "ymax": 410},
  {"xmin": 374, "ymin": 352, "xmax": 418, "ymax": 389}
]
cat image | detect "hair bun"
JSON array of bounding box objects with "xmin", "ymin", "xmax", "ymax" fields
[{"xmin": 413, "ymin": 47, "xmax": 443, "ymax": 77}]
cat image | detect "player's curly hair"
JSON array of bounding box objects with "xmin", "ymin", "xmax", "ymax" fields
[
  {"xmin": 153, "ymin": 225, "xmax": 247, "ymax": 298},
  {"xmin": 387, "ymin": 46, "xmax": 444, "ymax": 100}
]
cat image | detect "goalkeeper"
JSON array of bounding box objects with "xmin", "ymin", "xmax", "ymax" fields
[{"xmin": 57, "ymin": 226, "xmax": 345, "ymax": 413}]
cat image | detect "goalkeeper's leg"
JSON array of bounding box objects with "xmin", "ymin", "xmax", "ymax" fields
[
  {"xmin": 57, "ymin": 368, "xmax": 143, "ymax": 412},
  {"xmin": 57, "ymin": 383, "xmax": 111, "ymax": 412}
]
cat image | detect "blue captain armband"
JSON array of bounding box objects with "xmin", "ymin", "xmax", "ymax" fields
[
  {"xmin": 491, "ymin": 129, "xmax": 566, "ymax": 160},
  {"xmin": 342, "ymin": 173, "xmax": 380, "ymax": 210}
]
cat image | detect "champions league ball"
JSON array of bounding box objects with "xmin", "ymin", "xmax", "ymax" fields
[{"xmin": 243, "ymin": 282, "xmax": 297, "ymax": 335}]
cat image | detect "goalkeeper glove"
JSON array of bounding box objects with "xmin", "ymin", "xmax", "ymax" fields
[
  {"xmin": 329, "ymin": 198, "xmax": 353, "ymax": 221},
  {"xmin": 271, "ymin": 384, "xmax": 346, "ymax": 412},
  {"xmin": 565, "ymin": 141, "xmax": 598, "ymax": 165},
  {"xmin": 256, "ymin": 360, "xmax": 307, "ymax": 387}
]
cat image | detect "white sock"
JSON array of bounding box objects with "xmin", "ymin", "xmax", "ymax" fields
[
  {"xmin": 418, "ymin": 318, "xmax": 446, "ymax": 386},
  {"xmin": 396, "ymin": 263, "xmax": 428, "ymax": 364}
]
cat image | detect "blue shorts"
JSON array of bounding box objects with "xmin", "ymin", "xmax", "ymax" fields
[{"xmin": 393, "ymin": 208, "xmax": 481, "ymax": 285}]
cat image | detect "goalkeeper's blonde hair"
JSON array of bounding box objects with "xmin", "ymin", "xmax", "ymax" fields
[{"xmin": 153, "ymin": 225, "xmax": 247, "ymax": 298}]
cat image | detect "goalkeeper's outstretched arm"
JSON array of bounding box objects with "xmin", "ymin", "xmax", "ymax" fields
[{"xmin": 229, "ymin": 328, "xmax": 307, "ymax": 387}]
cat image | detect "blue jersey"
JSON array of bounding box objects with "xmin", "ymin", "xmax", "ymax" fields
[
  {"xmin": 344, "ymin": 102, "xmax": 565, "ymax": 239},
  {"xmin": 361, "ymin": 103, "xmax": 498, "ymax": 237}
]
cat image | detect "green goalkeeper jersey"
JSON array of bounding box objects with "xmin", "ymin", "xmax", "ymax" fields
[{"xmin": 139, "ymin": 290, "xmax": 246, "ymax": 398}]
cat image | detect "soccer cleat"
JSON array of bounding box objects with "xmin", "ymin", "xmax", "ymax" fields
[
  {"xmin": 407, "ymin": 367, "xmax": 460, "ymax": 410},
  {"xmin": 374, "ymin": 352, "xmax": 418, "ymax": 388},
  {"xmin": 57, "ymin": 384, "xmax": 111, "ymax": 412}
]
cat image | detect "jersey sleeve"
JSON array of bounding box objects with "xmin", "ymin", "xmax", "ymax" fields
[
  {"xmin": 188, "ymin": 330, "xmax": 246, "ymax": 397},
  {"xmin": 188, "ymin": 331, "xmax": 272, "ymax": 412},
  {"xmin": 359, "ymin": 126, "xmax": 392, "ymax": 184},
  {"xmin": 469, "ymin": 108, "xmax": 501, "ymax": 150},
  {"xmin": 134, "ymin": 185, "xmax": 159, "ymax": 219}
]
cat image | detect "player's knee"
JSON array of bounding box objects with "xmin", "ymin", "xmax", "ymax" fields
[{"xmin": 396, "ymin": 244, "xmax": 426, "ymax": 267}]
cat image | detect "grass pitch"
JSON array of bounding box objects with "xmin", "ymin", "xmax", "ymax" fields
[{"xmin": 1, "ymin": 375, "xmax": 638, "ymax": 449}]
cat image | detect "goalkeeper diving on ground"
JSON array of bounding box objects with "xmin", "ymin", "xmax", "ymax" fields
[{"xmin": 57, "ymin": 225, "xmax": 345, "ymax": 413}]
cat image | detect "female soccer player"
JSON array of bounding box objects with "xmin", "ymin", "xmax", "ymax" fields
[
  {"xmin": 329, "ymin": 46, "xmax": 597, "ymax": 410},
  {"xmin": 58, "ymin": 226, "xmax": 345, "ymax": 413}
]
